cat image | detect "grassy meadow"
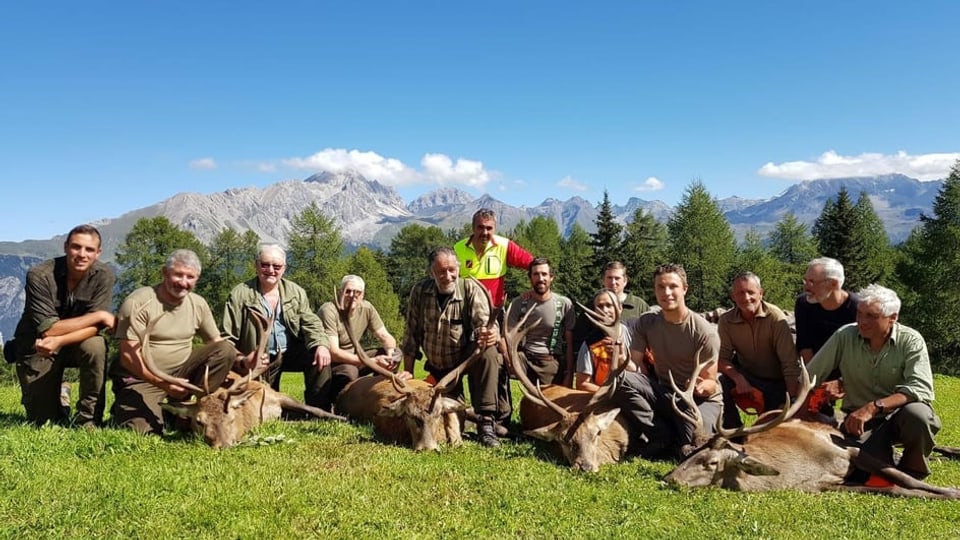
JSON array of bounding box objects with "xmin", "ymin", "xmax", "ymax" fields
[{"xmin": 2, "ymin": 373, "xmax": 960, "ymax": 539}]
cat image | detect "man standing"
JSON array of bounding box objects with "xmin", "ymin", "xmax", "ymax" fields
[
  {"xmin": 111, "ymin": 249, "xmax": 240, "ymax": 435},
  {"xmin": 222, "ymin": 244, "xmax": 332, "ymax": 409},
  {"xmin": 717, "ymin": 272, "xmax": 801, "ymax": 429},
  {"xmin": 504, "ymin": 258, "xmax": 575, "ymax": 386},
  {"xmin": 317, "ymin": 274, "xmax": 399, "ymax": 407},
  {"xmin": 454, "ymin": 208, "xmax": 534, "ymax": 425},
  {"xmin": 614, "ymin": 264, "xmax": 721, "ymax": 457},
  {"xmin": 399, "ymin": 247, "xmax": 503, "ymax": 447},
  {"xmin": 808, "ymin": 284, "xmax": 940, "ymax": 480},
  {"xmin": 10, "ymin": 224, "xmax": 115, "ymax": 427}
]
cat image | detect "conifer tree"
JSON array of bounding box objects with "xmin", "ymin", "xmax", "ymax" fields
[
  {"xmin": 812, "ymin": 187, "xmax": 867, "ymax": 287},
  {"xmin": 285, "ymin": 203, "xmax": 346, "ymax": 309},
  {"xmin": 197, "ymin": 228, "xmax": 261, "ymax": 318},
  {"xmin": 621, "ymin": 207, "xmax": 668, "ymax": 301},
  {"xmin": 385, "ymin": 223, "xmax": 450, "ymax": 313},
  {"xmin": 590, "ymin": 190, "xmax": 623, "ymax": 276},
  {"xmin": 666, "ymin": 181, "xmax": 737, "ymax": 310},
  {"xmin": 555, "ymin": 222, "xmax": 594, "ymax": 304},
  {"xmin": 896, "ymin": 160, "xmax": 960, "ymax": 372}
]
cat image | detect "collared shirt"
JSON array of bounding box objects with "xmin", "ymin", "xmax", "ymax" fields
[
  {"xmin": 718, "ymin": 300, "xmax": 800, "ymax": 383},
  {"xmin": 13, "ymin": 256, "xmax": 114, "ymax": 351},
  {"xmin": 808, "ymin": 322, "xmax": 935, "ymax": 411},
  {"xmin": 221, "ymin": 277, "xmax": 328, "ymax": 356},
  {"xmin": 402, "ymin": 277, "xmax": 496, "ymax": 369}
]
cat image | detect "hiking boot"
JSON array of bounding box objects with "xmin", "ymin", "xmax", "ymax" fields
[{"xmin": 478, "ymin": 415, "xmax": 501, "ymax": 448}]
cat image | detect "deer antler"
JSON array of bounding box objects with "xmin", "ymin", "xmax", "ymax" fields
[
  {"xmin": 717, "ymin": 361, "xmax": 816, "ymax": 440},
  {"xmin": 138, "ymin": 312, "xmax": 208, "ymax": 397},
  {"xmin": 225, "ymin": 307, "xmax": 279, "ymax": 394},
  {"xmin": 576, "ymin": 298, "xmax": 629, "ymax": 408},
  {"xmin": 667, "ymin": 352, "xmax": 713, "ymax": 439},
  {"xmin": 503, "ymin": 306, "xmax": 570, "ymax": 420},
  {"xmin": 335, "ymin": 286, "xmax": 412, "ymax": 395}
]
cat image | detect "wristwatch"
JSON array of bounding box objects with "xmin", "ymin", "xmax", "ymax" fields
[{"xmin": 873, "ymin": 399, "xmax": 885, "ymax": 415}]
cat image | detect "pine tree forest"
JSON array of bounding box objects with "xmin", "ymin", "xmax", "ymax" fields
[{"xmin": 112, "ymin": 160, "xmax": 960, "ymax": 374}]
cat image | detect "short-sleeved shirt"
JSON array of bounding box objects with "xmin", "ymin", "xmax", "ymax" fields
[
  {"xmin": 718, "ymin": 301, "xmax": 800, "ymax": 383},
  {"xmin": 12, "ymin": 256, "xmax": 115, "ymax": 354},
  {"xmin": 116, "ymin": 286, "xmax": 220, "ymax": 374},
  {"xmin": 794, "ymin": 292, "xmax": 859, "ymax": 354},
  {"xmin": 808, "ymin": 322, "xmax": 935, "ymax": 411},
  {"xmin": 627, "ymin": 309, "xmax": 721, "ymax": 400},
  {"xmin": 318, "ymin": 300, "xmax": 386, "ymax": 354},
  {"xmin": 505, "ymin": 293, "xmax": 575, "ymax": 356}
]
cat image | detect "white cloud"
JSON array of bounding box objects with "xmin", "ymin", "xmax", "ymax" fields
[
  {"xmin": 557, "ymin": 175, "xmax": 588, "ymax": 191},
  {"xmin": 633, "ymin": 176, "xmax": 665, "ymax": 192},
  {"xmin": 189, "ymin": 157, "xmax": 217, "ymax": 170},
  {"xmin": 758, "ymin": 150, "xmax": 960, "ymax": 181},
  {"xmin": 273, "ymin": 148, "xmax": 493, "ymax": 188}
]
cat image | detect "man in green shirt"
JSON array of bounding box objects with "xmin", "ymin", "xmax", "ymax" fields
[{"xmin": 808, "ymin": 283, "xmax": 940, "ymax": 479}]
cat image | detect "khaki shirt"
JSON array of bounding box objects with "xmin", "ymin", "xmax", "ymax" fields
[
  {"xmin": 718, "ymin": 301, "xmax": 800, "ymax": 383},
  {"xmin": 318, "ymin": 300, "xmax": 386, "ymax": 354}
]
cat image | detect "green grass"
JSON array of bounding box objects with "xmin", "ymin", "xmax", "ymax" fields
[{"xmin": 1, "ymin": 376, "xmax": 960, "ymax": 539}]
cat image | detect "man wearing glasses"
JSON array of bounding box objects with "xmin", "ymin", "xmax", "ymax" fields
[
  {"xmin": 222, "ymin": 243, "xmax": 331, "ymax": 408},
  {"xmin": 317, "ymin": 274, "xmax": 399, "ymax": 409}
]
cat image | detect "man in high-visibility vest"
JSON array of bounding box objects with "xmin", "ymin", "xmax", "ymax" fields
[{"xmin": 454, "ymin": 208, "xmax": 534, "ymax": 429}]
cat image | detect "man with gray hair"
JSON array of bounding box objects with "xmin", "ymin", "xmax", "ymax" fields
[
  {"xmin": 317, "ymin": 274, "xmax": 398, "ymax": 408},
  {"xmin": 795, "ymin": 257, "xmax": 859, "ymax": 363},
  {"xmin": 808, "ymin": 284, "xmax": 940, "ymax": 480},
  {"xmin": 717, "ymin": 272, "xmax": 801, "ymax": 428},
  {"xmin": 111, "ymin": 249, "xmax": 240, "ymax": 434},
  {"xmin": 222, "ymin": 243, "xmax": 331, "ymax": 409}
]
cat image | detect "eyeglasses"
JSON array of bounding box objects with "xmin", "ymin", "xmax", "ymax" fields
[{"xmin": 259, "ymin": 262, "xmax": 285, "ymax": 271}]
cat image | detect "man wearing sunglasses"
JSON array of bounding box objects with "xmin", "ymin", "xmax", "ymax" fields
[{"xmin": 222, "ymin": 243, "xmax": 331, "ymax": 408}]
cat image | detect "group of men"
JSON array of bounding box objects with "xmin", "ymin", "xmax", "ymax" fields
[{"xmin": 5, "ymin": 213, "xmax": 944, "ymax": 479}]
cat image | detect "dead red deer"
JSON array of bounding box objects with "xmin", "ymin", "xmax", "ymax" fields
[
  {"xmin": 149, "ymin": 308, "xmax": 344, "ymax": 449},
  {"xmin": 334, "ymin": 281, "xmax": 496, "ymax": 451},
  {"xmin": 663, "ymin": 364, "xmax": 960, "ymax": 498},
  {"xmin": 510, "ymin": 300, "xmax": 632, "ymax": 472}
]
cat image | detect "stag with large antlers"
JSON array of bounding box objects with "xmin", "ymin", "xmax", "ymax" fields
[
  {"xmin": 161, "ymin": 308, "xmax": 345, "ymax": 448},
  {"xmin": 220, "ymin": 242, "xmax": 333, "ymax": 409},
  {"xmin": 511, "ymin": 289, "xmax": 633, "ymax": 472},
  {"xmin": 664, "ymin": 362, "xmax": 960, "ymax": 499},
  {"xmin": 336, "ymin": 248, "xmax": 504, "ymax": 449},
  {"xmin": 612, "ymin": 264, "xmax": 723, "ymax": 458}
]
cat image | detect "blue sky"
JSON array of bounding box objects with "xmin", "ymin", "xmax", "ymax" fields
[{"xmin": 2, "ymin": 2, "xmax": 958, "ymax": 242}]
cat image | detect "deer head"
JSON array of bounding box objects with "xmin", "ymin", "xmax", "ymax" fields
[{"xmin": 508, "ymin": 299, "xmax": 628, "ymax": 472}]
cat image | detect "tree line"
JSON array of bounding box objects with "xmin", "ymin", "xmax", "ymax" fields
[{"xmin": 110, "ymin": 160, "xmax": 960, "ymax": 373}]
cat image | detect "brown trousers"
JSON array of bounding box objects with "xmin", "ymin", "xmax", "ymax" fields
[
  {"xmin": 110, "ymin": 340, "xmax": 237, "ymax": 435},
  {"xmin": 426, "ymin": 344, "xmax": 504, "ymax": 418},
  {"xmin": 16, "ymin": 336, "xmax": 107, "ymax": 426}
]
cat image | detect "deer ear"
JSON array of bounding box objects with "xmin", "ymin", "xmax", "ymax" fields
[
  {"xmin": 738, "ymin": 455, "xmax": 780, "ymax": 476},
  {"xmin": 524, "ymin": 424, "xmax": 561, "ymax": 442},
  {"xmin": 230, "ymin": 392, "xmax": 255, "ymax": 409},
  {"xmin": 380, "ymin": 396, "xmax": 408, "ymax": 417},
  {"xmin": 161, "ymin": 401, "xmax": 198, "ymax": 418},
  {"xmin": 438, "ymin": 397, "xmax": 469, "ymax": 414},
  {"xmin": 593, "ymin": 408, "xmax": 621, "ymax": 431}
]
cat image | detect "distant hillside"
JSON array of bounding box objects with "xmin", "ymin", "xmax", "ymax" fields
[{"xmin": 0, "ymin": 171, "xmax": 943, "ymax": 340}]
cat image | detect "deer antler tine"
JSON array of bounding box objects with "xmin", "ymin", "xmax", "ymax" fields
[
  {"xmin": 501, "ymin": 303, "xmax": 570, "ymax": 419},
  {"xmin": 433, "ymin": 278, "xmax": 501, "ymax": 393},
  {"xmin": 717, "ymin": 361, "xmax": 817, "ymax": 439},
  {"xmin": 336, "ymin": 294, "xmax": 410, "ymax": 393}
]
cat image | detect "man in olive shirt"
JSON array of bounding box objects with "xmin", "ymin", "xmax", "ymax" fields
[
  {"xmin": 10, "ymin": 224, "xmax": 115, "ymax": 427},
  {"xmin": 317, "ymin": 274, "xmax": 398, "ymax": 408},
  {"xmin": 808, "ymin": 284, "xmax": 939, "ymax": 479},
  {"xmin": 717, "ymin": 272, "xmax": 800, "ymax": 428}
]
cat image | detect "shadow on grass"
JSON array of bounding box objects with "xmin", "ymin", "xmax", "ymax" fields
[{"xmin": 0, "ymin": 410, "xmax": 28, "ymax": 428}]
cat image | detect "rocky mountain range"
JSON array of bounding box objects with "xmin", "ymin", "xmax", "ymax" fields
[{"xmin": 0, "ymin": 170, "xmax": 943, "ymax": 341}]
